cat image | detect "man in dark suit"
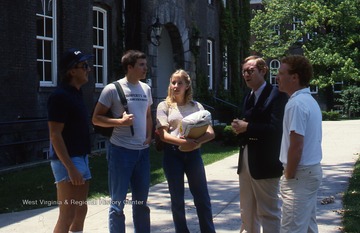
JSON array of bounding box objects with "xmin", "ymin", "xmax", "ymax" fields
[{"xmin": 231, "ymin": 56, "xmax": 288, "ymax": 233}]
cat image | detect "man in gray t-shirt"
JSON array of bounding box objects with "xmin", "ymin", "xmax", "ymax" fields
[{"xmin": 92, "ymin": 50, "xmax": 153, "ymax": 233}]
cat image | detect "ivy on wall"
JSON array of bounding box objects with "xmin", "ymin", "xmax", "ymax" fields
[
  {"xmin": 192, "ymin": 22, "xmax": 212, "ymax": 105},
  {"xmin": 190, "ymin": 24, "xmax": 201, "ymax": 59},
  {"xmin": 217, "ymin": 0, "xmax": 251, "ymax": 110}
]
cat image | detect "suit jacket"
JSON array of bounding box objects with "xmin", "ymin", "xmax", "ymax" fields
[{"xmin": 237, "ymin": 82, "xmax": 288, "ymax": 179}]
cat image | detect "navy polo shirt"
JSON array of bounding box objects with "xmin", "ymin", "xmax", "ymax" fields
[{"xmin": 47, "ymin": 84, "xmax": 91, "ymax": 159}]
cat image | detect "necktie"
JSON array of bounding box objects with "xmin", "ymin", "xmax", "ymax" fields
[{"xmin": 247, "ymin": 92, "xmax": 255, "ymax": 108}]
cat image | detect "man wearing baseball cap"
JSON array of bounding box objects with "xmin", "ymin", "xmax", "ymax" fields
[{"xmin": 47, "ymin": 48, "xmax": 93, "ymax": 233}]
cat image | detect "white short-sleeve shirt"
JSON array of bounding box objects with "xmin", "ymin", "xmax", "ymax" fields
[
  {"xmin": 279, "ymin": 88, "xmax": 322, "ymax": 165},
  {"xmin": 156, "ymin": 100, "xmax": 204, "ymax": 138}
]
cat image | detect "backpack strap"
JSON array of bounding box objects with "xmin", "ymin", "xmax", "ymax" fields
[{"xmin": 113, "ymin": 81, "xmax": 134, "ymax": 136}]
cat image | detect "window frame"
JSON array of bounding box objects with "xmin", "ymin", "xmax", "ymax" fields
[
  {"xmin": 292, "ymin": 17, "xmax": 303, "ymax": 43},
  {"xmin": 272, "ymin": 25, "xmax": 281, "ymax": 44},
  {"xmin": 207, "ymin": 39, "xmax": 214, "ymax": 90},
  {"xmin": 307, "ymin": 31, "xmax": 318, "ymax": 41},
  {"xmin": 222, "ymin": 46, "xmax": 229, "ymax": 90},
  {"xmin": 93, "ymin": 6, "xmax": 108, "ymax": 88},
  {"xmin": 269, "ymin": 59, "xmax": 280, "ymax": 86},
  {"xmin": 333, "ymin": 81, "xmax": 343, "ymax": 94},
  {"xmin": 36, "ymin": 0, "xmax": 57, "ymax": 87},
  {"xmin": 310, "ymin": 85, "xmax": 319, "ymax": 94},
  {"xmin": 274, "ymin": 25, "xmax": 281, "ymax": 36}
]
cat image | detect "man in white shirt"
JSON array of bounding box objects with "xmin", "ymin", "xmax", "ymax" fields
[{"xmin": 276, "ymin": 55, "xmax": 323, "ymax": 233}]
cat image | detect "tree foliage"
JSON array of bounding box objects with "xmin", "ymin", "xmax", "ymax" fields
[
  {"xmin": 250, "ymin": 0, "xmax": 360, "ymax": 88},
  {"xmin": 338, "ymin": 86, "xmax": 360, "ymax": 118}
]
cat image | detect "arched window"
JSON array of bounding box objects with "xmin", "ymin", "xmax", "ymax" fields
[{"xmin": 269, "ymin": 59, "xmax": 280, "ymax": 86}]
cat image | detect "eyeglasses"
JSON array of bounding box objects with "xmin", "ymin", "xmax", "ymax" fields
[
  {"xmin": 242, "ymin": 69, "xmax": 256, "ymax": 76},
  {"xmin": 74, "ymin": 63, "xmax": 91, "ymax": 70}
]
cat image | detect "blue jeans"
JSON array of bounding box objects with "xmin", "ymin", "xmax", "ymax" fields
[
  {"xmin": 163, "ymin": 144, "xmax": 216, "ymax": 233},
  {"xmin": 107, "ymin": 143, "xmax": 150, "ymax": 233}
]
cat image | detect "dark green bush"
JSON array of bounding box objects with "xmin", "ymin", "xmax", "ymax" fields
[
  {"xmin": 338, "ymin": 86, "xmax": 360, "ymax": 118},
  {"xmin": 213, "ymin": 124, "xmax": 226, "ymax": 141},
  {"xmin": 222, "ymin": 125, "xmax": 239, "ymax": 146},
  {"xmin": 322, "ymin": 110, "xmax": 340, "ymax": 121},
  {"xmin": 212, "ymin": 124, "xmax": 239, "ymax": 146}
]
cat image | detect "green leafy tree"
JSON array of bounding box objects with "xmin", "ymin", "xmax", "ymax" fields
[
  {"xmin": 338, "ymin": 86, "xmax": 360, "ymax": 118},
  {"xmin": 250, "ymin": 0, "xmax": 360, "ymax": 88}
]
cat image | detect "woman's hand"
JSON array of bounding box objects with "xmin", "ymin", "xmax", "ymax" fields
[{"xmin": 178, "ymin": 137, "xmax": 200, "ymax": 152}]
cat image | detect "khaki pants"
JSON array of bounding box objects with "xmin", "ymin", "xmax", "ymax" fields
[
  {"xmin": 280, "ymin": 163, "xmax": 322, "ymax": 233},
  {"xmin": 239, "ymin": 146, "xmax": 281, "ymax": 233}
]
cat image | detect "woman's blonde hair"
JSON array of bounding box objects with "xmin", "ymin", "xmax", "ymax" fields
[{"xmin": 165, "ymin": 69, "xmax": 193, "ymax": 106}]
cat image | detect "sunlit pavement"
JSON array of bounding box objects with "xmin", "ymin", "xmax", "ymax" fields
[{"xmin": 0, "ymin": 120, "xmax": 359, "ymax": 233}]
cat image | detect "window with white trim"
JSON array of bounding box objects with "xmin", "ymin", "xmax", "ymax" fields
[
  {"xmin": 307, "ymin": 31, "xmax": 317, "ymax": 41},
  {"xmin": 272, "ymin": 25, "xmax": 281, "ymax": 44},
  {"xmin": 93, "ymin": 7, "xmax": 108, "ymax": 88},
  {"xmin": 310, "ymin": 85, "xmax": 318, "ymax": 94},
  {"xmin": 333, "ymin": 81, "xmax": 343, "ymax": 93},
  {"xmin": 222, "ymin": 46, "xmax": 229, "ymax": 90},
  {"xmin": 274, "ymin": 25, "xmax": 280, "ymax": 36},
  {"xmin": 269, "ymin": 59, "xmax": 280, "ymax": 86},
  {"xmin": 207, "ymin": 40, "xmax": 214, "ymax": 90},
  {"xmin": 97, "ymin": 139, "xmax": 107, "ymax": 151},
  {"xmin": 292, "ymin": 17, "xmax": 303, "ymax": 42},
  {"xmin": 36, "ymin": 0, "xmax": 57, "ymax": 87}
]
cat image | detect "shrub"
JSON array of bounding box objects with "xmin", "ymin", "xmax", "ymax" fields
[
  {"xmin": 222, "ymin": 125, "xmax": 239, "ymax": 146},
  {"xmin": 322, "ymin": 110, "xmax": 340, "ymax": 121},
  {"xmin": 338, "ymin": 86, "xmax": 360, "ymax": 118},
  {"xmin": 213, "ymin": 124, "xmax": 226, "ymax": 141}
]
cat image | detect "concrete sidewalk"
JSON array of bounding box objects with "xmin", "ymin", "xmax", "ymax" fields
[{"xmin": 0, "ymin": 120, "xmax": 359, "ymax": 232}]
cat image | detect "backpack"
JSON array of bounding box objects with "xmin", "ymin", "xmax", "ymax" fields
[{"xmin": 93, "ymin": 81, "xmax": 134, "ymax": 137}]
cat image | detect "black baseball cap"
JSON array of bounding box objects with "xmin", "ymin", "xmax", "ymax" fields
[{"xmin": 60, "ymin": 48, "xmax": 93, "ymax": 73}]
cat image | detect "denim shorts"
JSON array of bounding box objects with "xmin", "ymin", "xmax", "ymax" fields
[{"xmin": 50, "ymin": 155, "xmax": 92, "ymax": 183}]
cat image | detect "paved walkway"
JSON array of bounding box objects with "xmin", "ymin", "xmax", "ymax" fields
[{"xmin": 0, "ymin": 120, "xmax": 359, "ymax": 232}]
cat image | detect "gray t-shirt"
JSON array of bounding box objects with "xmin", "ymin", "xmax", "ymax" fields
[
  {"xmin": 99, "ymin": 78, "xmax": 152, "ymax": 150},
  {"xmin": 156, "ymin": 100, "xmax": 204, "ymax": 138}
]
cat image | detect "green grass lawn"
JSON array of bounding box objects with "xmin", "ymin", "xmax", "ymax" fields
[
  {"xmin": 342, "ymin": 157, "xmax": 360, "ymax": 232},
  {"xmin": 0, "ymin": 141, "xmax": 238, "ymax": 213}
]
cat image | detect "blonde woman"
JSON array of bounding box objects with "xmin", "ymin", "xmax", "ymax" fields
[{"xmin": 156, "ymin": 69, "xmax": 216, "ymax": 233}]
